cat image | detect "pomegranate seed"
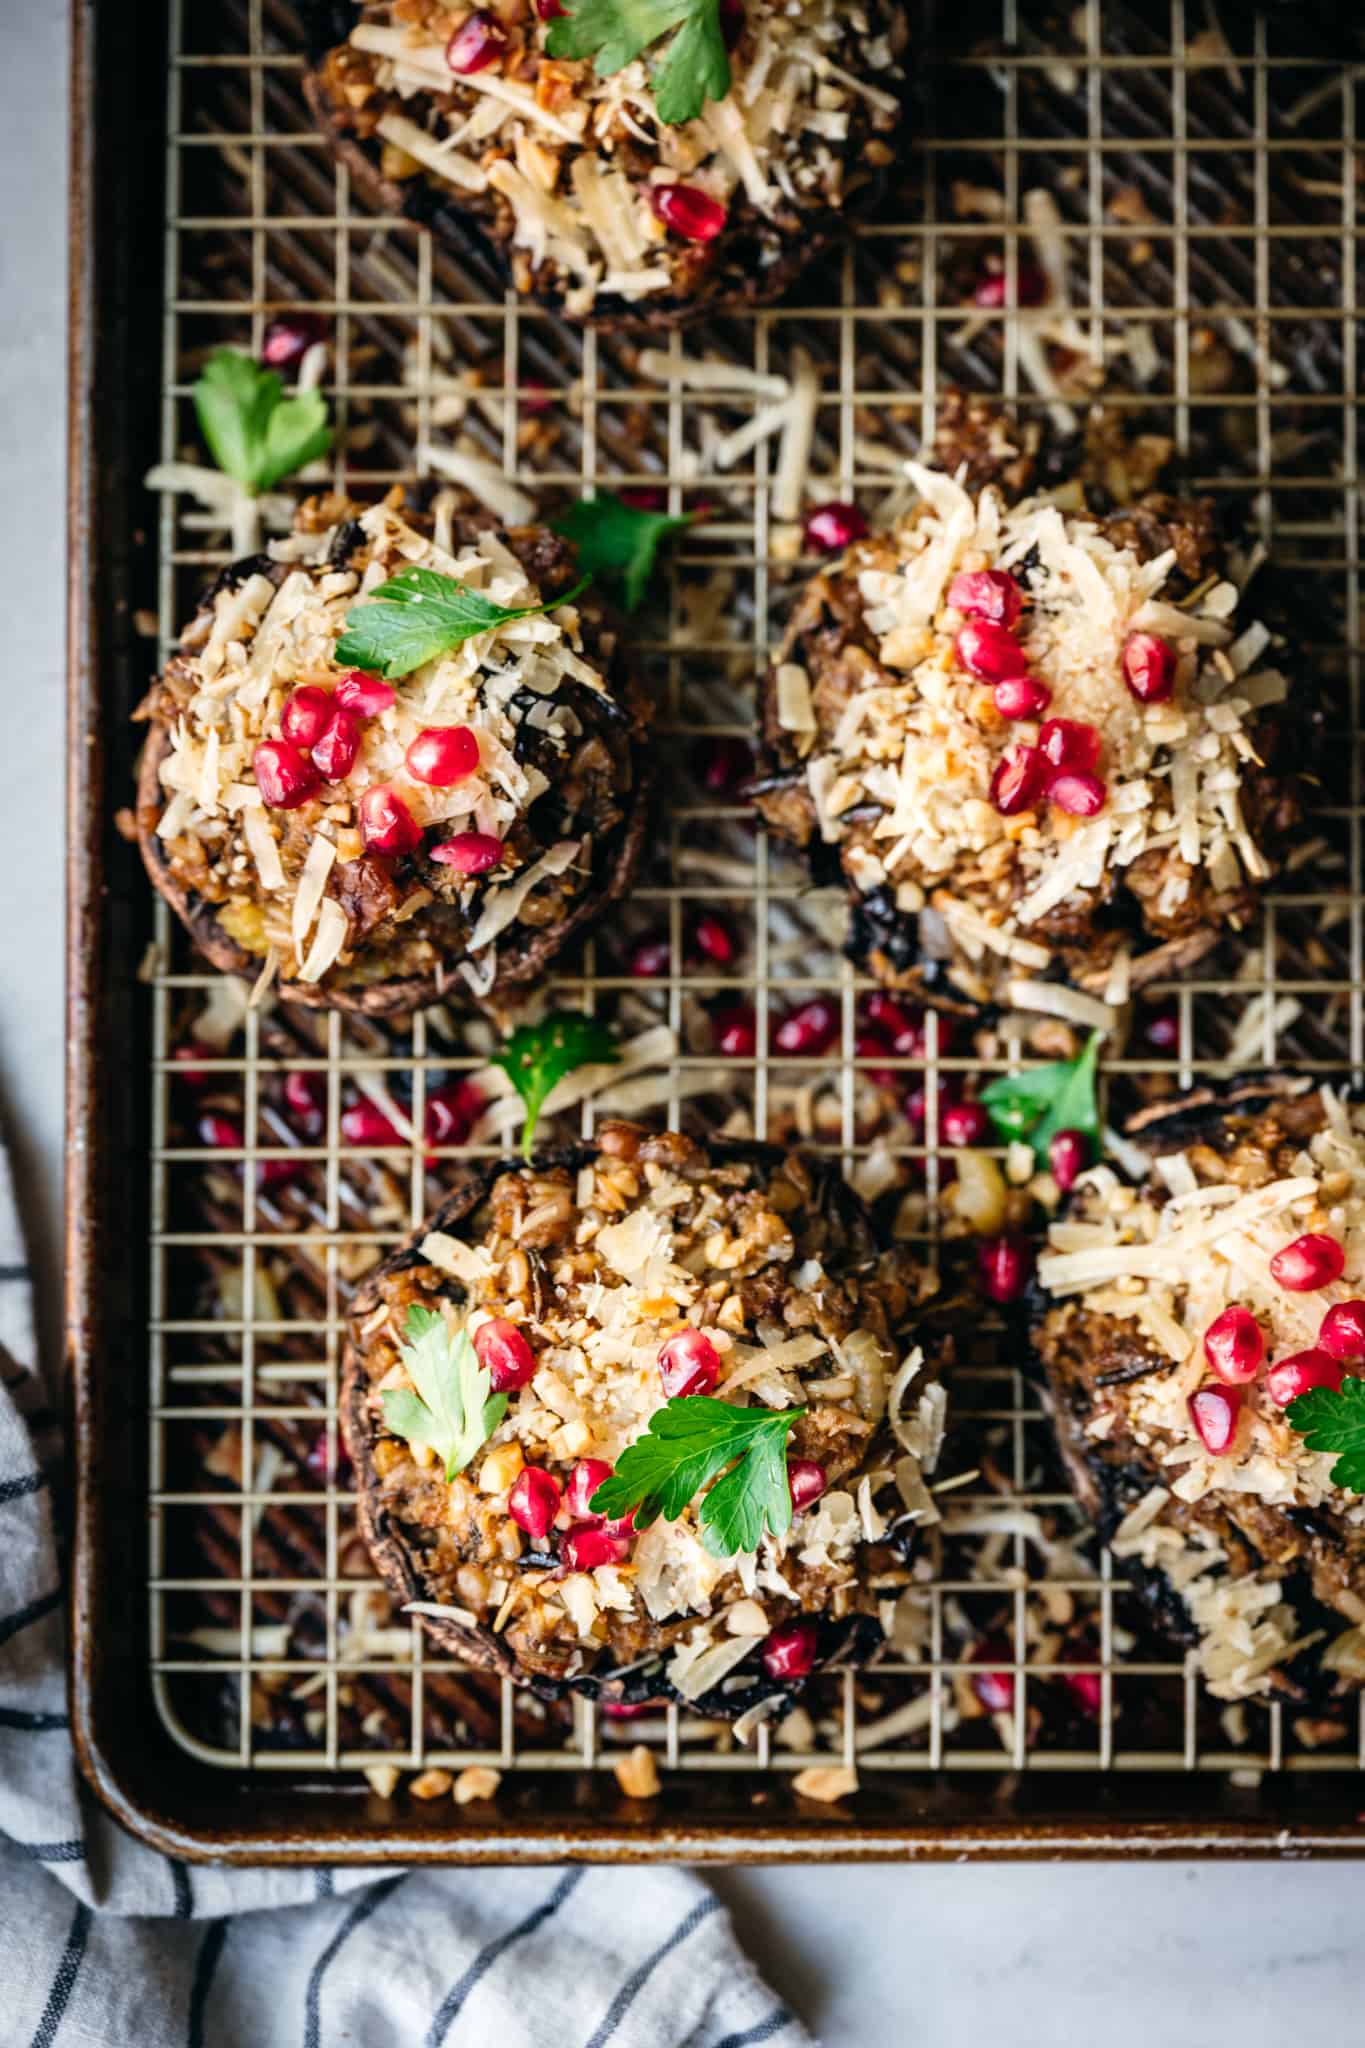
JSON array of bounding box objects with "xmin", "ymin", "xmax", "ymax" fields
[
  {"xmin": 803, "ymin": 501, "xmax": 868, "ymax": 553},
  {"xmin": 508, "ymin": 1466, "xmax": 561, "ymax": 1542},
  {"xmin": 521, "ymin": 379, "xmax": 552, "ymax": 416},
  {"xmin": 1064, "ymin": 1669, "xmax": 1103, "ymax": 1718},
  {"xmin": 649, "ymin": 182, "xmax": 727, "ymax": 242},
  {"xmin": 658, "ymin": 1327, "xmax": 720, "ymax": 1399},
  {"xmin": 972, "ymin": 266, "xmax": 1048, "ymax": 309},
  {"xmin": 405, "ymin": 725, "xmax": 480, "ymax": 787},
  {"xmin": 283, "ymin": 1070, "xmax": 325, "ymax": 1134},
  {"xmin": 311, "ymin": 707, "xmax": 360, "ymax": 781},
  {"xmin": 305, "ymin": 1430, "xmax": 352, "ymax": 1487},
  {"xmin": 990, "ymin": 743, "xmax": 1048, "ymax": 816},
  {"xmin": 474, "ymin": 1318, "xmax": 538, "ymax": 1393},
  {"xmin": 566, "ymin": 1458, "xmax": 613, "ymax": 1522},
  {"xmin": 1049, "ymin": 1128, "xmax": 1089, "ymax": 1193},
  {"xmin": 627, "ymin": 933, "xmax": 672, "ymax": 979},
  {"xmin": 948, "ymin": 568, "xmax": 1022, "ymax": 629},
  {"xmin": 620, "ymin": 486, "xmax": 667, "ymax": 512},
  {"xmin": 1319, "ymin": 1300, "xmax": 1365, "ymax": 1362},
  {"xmin": 340, "ymin": 1101, "xmax": 402, "ymax": 1145},
  {"xmin": 357, "ymin": 785, "xmax": 419, "ymax": 857},
  {"xmin": 254, "ymin": 738, "xmax": 318, "ymax": 810},
  {"xmin": 1039, "ymin": 717, "xmax": 1100, "ymax": 775},
  {"xmin": 970, "ymin": 1654, "xmax": 1015, "ymax": 1714},
  {"xmin": 1142, "ymin": 1003, "xmax": 1179, "ymax": 1054},
  {"xmin": 535, "ymin": 0, "xmax": 565, "ymax": 17},
  {"xmin": 561, "ymin": 1525, "xmax": 633, "ymax": 1570},
  {"xmin": 760, "ymin": 1617, "xmax": 819, "ymax": 1683},
  {"xmin": 719, "ymin": 0, "xmax": 745, "ymax": 47},
  {"xmin": 1122, "ymin": 632, "xmax": 1176, "ymax": 705},
  {"xmin": 199, "ymin": 1112, "xmax": 244, "ymax": 1151},
  {"xmin": 712, "ymin": 1004, "xmax": 757, "ymax": 1058},
  {"xmin": 424, "ymin": 1079, "xmax": 482, "ymax": 1147},
  {"xmin": 861, "ymin": 992, "xmax": 929, "ymax": 1056},
  {"xmin": 600, "ymin": 1509, "xmax": 636, "ymax": 1543},
  {"xmin": 599, "ymin": 1699, "xmax": 648, "ymax": 1719},
  {"xmin": 956, "ymin": 618, "xmax": 1030, "ymax": 683},
  {"xmin": 280, "ymin": 685, "xmax": 333, "ymax": 750},
  {"xmin": 429, "ymin": 832, "xmax": 504, "ymax": 876},
  {"xmin": 689, "ymin": 910, "xmax": 737, "ymax": 967},
  {"xmin": 261, "ymin": 312, "xmax": 327, "ymax": 369},
  {"xmin": 1270, "ymin": 1232, "xmax": 1346, "ymax": 1293},
  {"xmin": 978, "ymin": 1232, "xmax": 1035, "ymax": 1305},
  {"xmin": 855, "ymin": 1030, "xmax": 896, "ymax": 1088},
  {"xmin": 171, "ymin": 1041, "xmax": 214, "ymax": 1088},
  {"xmin": 692, "ymin": 735, "xmax": 753, "ymax": 795},
  {"xmin": 788, "ymin": 1459, "xmax": 827, "ymax": 1511},
  {"xmin": 334, "ymin": 671, "xmax": 395, "ymax": 719},
  {"xmin": 446, "ymin": 10, "xmax": 506, "ymax": 73},
  {"xmin": 993, "ymin": 675, "xmax": 1052, "ymax": 720},
  {"xmin": 1202, "ymin": 1306, "xmax": 1264, "ymax": 1386},
  {"xmin": 774, "ymin": 997, "xmax": 839, "ymax": 1057},
  {"xmin": 1049, "ymin": 770, "xmax": 1107, "ymax": 817},
  {"xmin": 1267, "ymin": 1348, "xmax": 1345, "ymax": 1406},
  {"xmin": 1189, "ymin": 1384, "xmax": 1241, "ymax": 1454},
  {"xmin": 942, "ymin": 1099, "xmax": 992, "ymax": 1147}
]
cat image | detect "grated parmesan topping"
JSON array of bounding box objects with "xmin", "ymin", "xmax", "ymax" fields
[
  {"xmin": 147, "ymin": 497, "xmax": 620, "ymax": 996},
  {"xmin": 785, "ymin": 463, "xmax": 1287, "ymax": 1001},
  {"xmin": 1041, "ymin": 1091, "xmax": 1365, "ymax": 1698},
  {"xmin": 325, "ymin": 2, "xmax": 902, "ymax": 313}
]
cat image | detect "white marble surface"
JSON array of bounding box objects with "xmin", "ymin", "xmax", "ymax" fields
[{"xmin": 3, "ymin": 3, "xmax": 1360, "ymax": 2039}]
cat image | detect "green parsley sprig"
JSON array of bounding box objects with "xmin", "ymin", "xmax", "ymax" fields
[
  {"xmin": 551, "ymin": 493, "xmax": 696, "ymax": 612},
  {"xmin": 1287, "ymin": 1377, "xmax": 1365, "ymax": 1493},
  {"xmin": 380, "ymin": 1305, "xmax": 508, "ymax": 1480},
  {"xmin": 589, "ymin": 1396, "xmax": 804, "ymax": 1558},
  {"xmin": 193, "ymin": 348, "xmax": 332, "ymax": 496},
  {"xmin": 492, "ymin": 1012, "xmax": 619, "ymax": 1161},
  {"xmin": 979, "ymin": 1029, "xmax": 1102, "ymax": 1169},
  {"xmin": 546, "ymin": 0, "xmax": 731, "ymax": 127},
  {"xmin": 334, "ymin": 565, "xmax": 589, "ymax": 681}
]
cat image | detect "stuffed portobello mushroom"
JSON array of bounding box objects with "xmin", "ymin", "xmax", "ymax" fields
[
  {"xmin": 136, "ymin": 492, "xmax": 650, "ymax": 1014},
  {"xmin": 303, "ymin": 1, "xmax": 906, "ymax": 327},
  {"xmin": 754, "ymin": 410, "xmax": 1304, "ymax": 1020},
  {"xmin": 342, "ymin": 1121, "xmax": 949, "ymax": 1716},
  {"xmin": 1033, "ymin": 1076, "xmax": 1365, "ymax": 1703}
]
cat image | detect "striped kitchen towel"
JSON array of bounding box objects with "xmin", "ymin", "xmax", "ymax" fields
[{"xmin": 0, "ymin": 1146, "xmax": 809, "ymax": 2048}]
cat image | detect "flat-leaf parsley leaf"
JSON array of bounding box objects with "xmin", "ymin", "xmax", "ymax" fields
[
  {"xmin": 589, "ymin": 1395, "xmax": 805, "ymax": 1559},
  {"xmin": 979, "ymin": 1029, "xmax": 1102, "ymax": 1168},
  {"xmin": 333, "ymin": 564, "xmax": 589, "ymax": 681},
  {"xmin": 546, "ymin": 0, "xmax": 731, "ymax": 128},
  {"xmin": 1286, "ymin": 1377, "xmax": 1365, "ymax": 1494},
  {"xmin": 551, "ymin": 494, "xmax": 695, "ymax": 611},
  {"xmin": 193, "ymin": 348, "xmax": 332, "ymax": 496},
  {"xmin": 380, "ymin": 1305, "xmax": 508, "ymax": 1480},
  {"xmin": 491, "ymin": 1012, "xmax": 619, "ymax": 1161}
]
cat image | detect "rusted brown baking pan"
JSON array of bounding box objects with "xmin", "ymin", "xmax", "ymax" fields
[{"xmin": 65, "ymin": 0, "xmax": 1365, "ymax": 1859}]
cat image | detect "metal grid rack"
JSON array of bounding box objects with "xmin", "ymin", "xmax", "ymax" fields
[{"xmin": 145, "ymin": 0, "xmax": 1364, "ymax": 1795}]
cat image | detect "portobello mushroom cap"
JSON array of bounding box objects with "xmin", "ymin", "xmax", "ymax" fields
[
  {"xmin": 1031, "ymin": 1074, "xmax": 1365, "ymax": 1704},
  {"xmin": 300, "ymin": 1, "xmax": 908, "ymax": 330},
  {"xmin": 754, "ymin": 397, "xmax": 1310, "ymax": 1016},
  {"xmin": 342, "ymin": 1122, "xmax": 950, "ymax": 1715},
  {"xmin": 135, "ymin": 497, "xmax": 651, "ymax": 1015}
]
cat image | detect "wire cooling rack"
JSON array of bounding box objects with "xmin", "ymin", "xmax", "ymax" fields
[{"xmin": 145, "ymin": 0, "xmax": 1365, "ymax": 1796}]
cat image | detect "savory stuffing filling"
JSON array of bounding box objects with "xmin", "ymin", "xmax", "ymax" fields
[
  {"xmin": 312, "ymin": 1, "xmax": 903, "ymax": 314},
  {"xmin": 348, "ymin": 1124, "xmax": 943, "ymax": 1695},
  {"xmin": 759, "ymin": 463, "xmax": 1294, "ymax": 1016},
  {"xmin": 1037, "ymin": 1090, "xmax": 1365, "ymax": 1700},
  {"xmin": 139, "ymin": 493, "xmax": 643, "ymax": 1002}
]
